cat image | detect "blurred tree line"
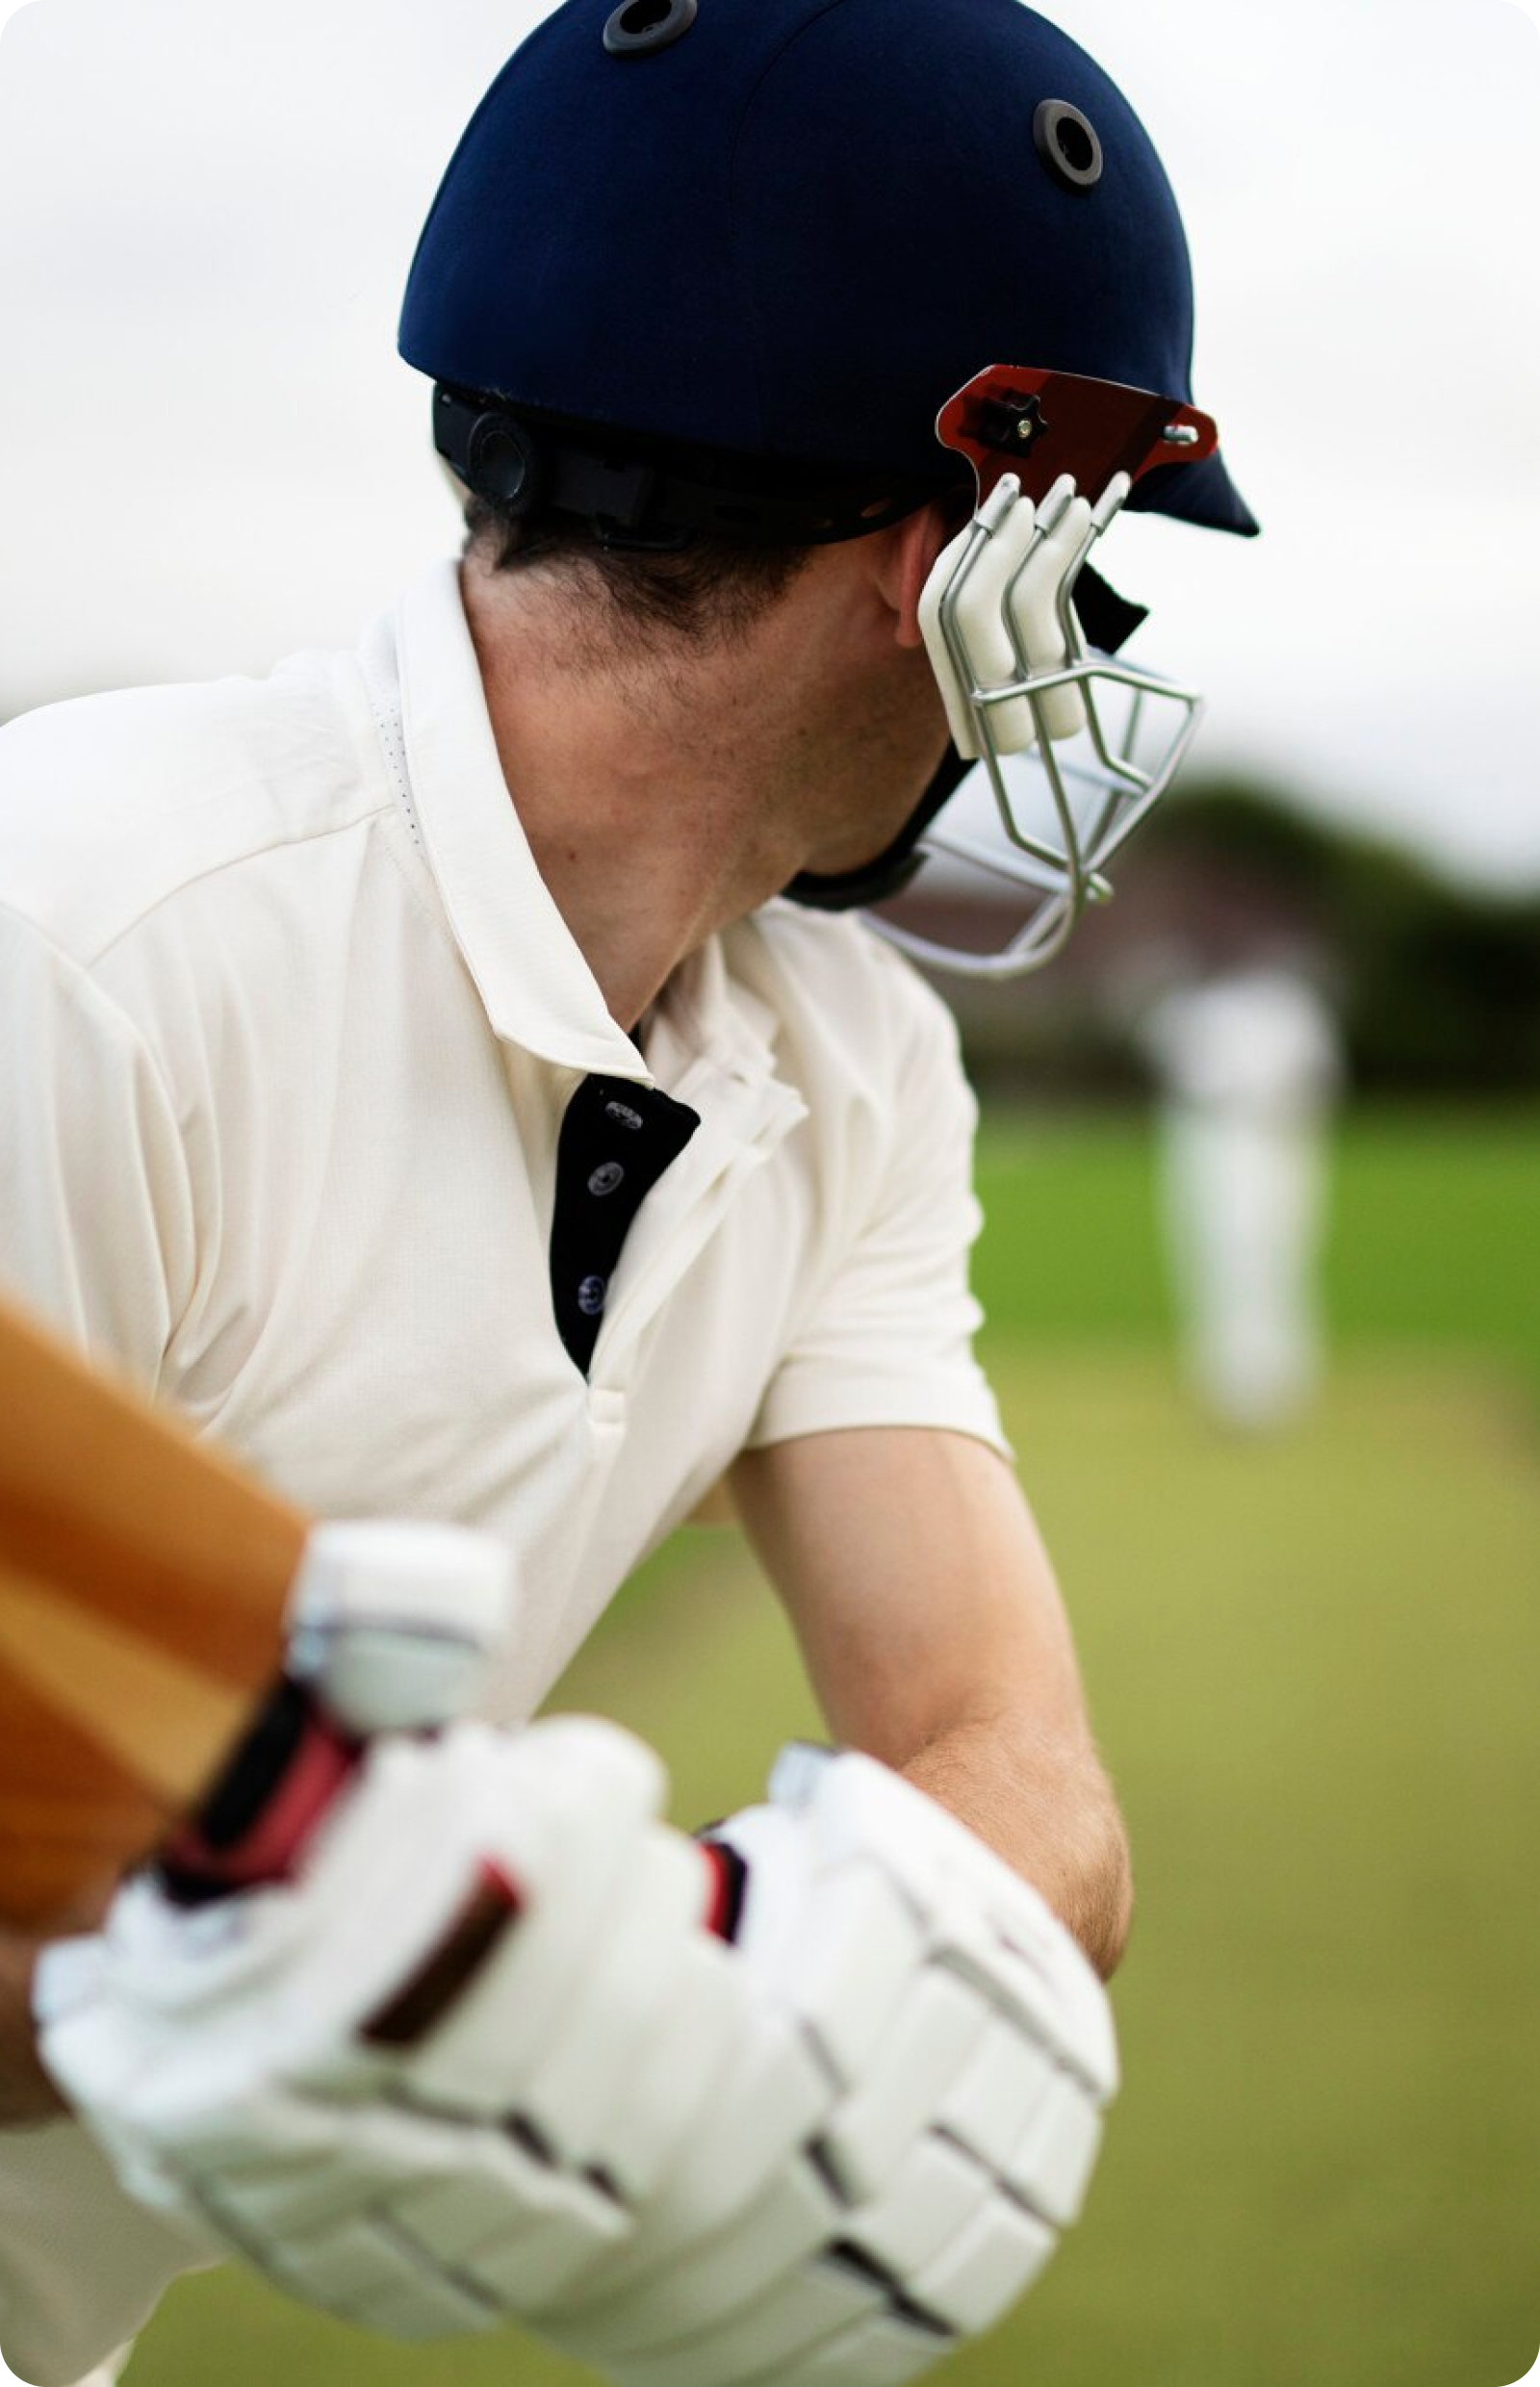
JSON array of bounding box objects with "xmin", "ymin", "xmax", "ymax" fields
[{"xmin": 939, "ymin": 779, "xmax": 1540, "ymax": 1100}]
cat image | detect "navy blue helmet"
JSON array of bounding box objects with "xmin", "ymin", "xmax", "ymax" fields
[
  {"xmin": 399, "ymin": 0, "xmax": 1254, "ymax": 939},
  {"xmin": 399, "ymin": 0, "xmax": 1254, "ymax": 549}
]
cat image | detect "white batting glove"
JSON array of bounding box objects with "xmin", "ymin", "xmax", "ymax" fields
[
  {"xmin": 37, "ymin": 1709, "xmax": 775, "ymax": 2342},
  {"xmin": 32, "ymin": 1521, "xmax": 785, "ymax": 2344},
  {"xmin": 538, "ymin": 1747, "xmax": 1117, "ymax": 2387}
]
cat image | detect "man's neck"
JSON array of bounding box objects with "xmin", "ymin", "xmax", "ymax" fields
[
  {"xmin": 459, "ymin": 556, "xmax": 825, "ymax": 1030},
  {"xmin": 459, "ymin": 541, "xmax": 948, "ymax": 1031}
]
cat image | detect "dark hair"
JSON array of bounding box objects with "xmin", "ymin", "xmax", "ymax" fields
[{"xmin": 462, "ymin": 489, "xmax": 813, "ymax": 650}]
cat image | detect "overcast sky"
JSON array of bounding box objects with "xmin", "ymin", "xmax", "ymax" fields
[{"xmin": 0, "ymin": 0, "xmax": 1536, "ymax": 886}]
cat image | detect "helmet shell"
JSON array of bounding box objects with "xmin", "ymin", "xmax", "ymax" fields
[{"xmin": 400, "ymin": 0, "xmax": 1253, "ymax": 535}]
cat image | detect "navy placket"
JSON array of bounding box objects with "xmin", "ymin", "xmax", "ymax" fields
[{"xmin": 549, "ymin": 1074, "xmax": 702, "ymax": 1375}]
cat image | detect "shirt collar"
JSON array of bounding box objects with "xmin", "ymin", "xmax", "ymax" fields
[
  {"xmin": 643, "ymin": 931, "xmax": 781, "ymax": 1097},
  {"xmin": 389, "ymin": 557, "xmax": 647, "ymax": 1080},
  {"xmin": 376, "ymin": 559, "xmax": 789, "ymax": 1100}
]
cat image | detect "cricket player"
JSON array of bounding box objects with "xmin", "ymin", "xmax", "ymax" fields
[
  {"xmin": 1142, "ymin": 968, "xmax": 1344, "ymax": 1430},
  {"xmin": 0, "ymin": 2, "xmax": 1255, "ymax": 2380}
]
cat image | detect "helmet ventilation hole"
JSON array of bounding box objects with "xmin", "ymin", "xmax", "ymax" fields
[
  {"xmin": 603, "ymin": 0, "xmax": 698, "ymax": 56},
  {"xmin": 1034, "ymin": 99, "xmax": 1104, "ymax": 192},
  {"xmin": 1056, "ymin": 117, "xmax": 1094, "ymax": 175}
]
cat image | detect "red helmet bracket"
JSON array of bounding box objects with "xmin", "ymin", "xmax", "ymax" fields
[{"xmin": 937, "ymin": 363, "xmax": 1219, "ymax": 509}]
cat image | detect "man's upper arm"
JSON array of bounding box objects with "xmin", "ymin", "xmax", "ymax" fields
[
  {"xmin": 727, "ymin": 944, "xmax": 1128, "ymax": 1962},
  {"xmin": 0, "ymin": 904, "xmax": 193, "ymax": 1379},
  {"xmin": 730, "ymin": 1425, "xmax": 1094, "ymax": 1769},
  {"xmin": 730, "ymin": 1424, "xmax": 1133, "ymax": 1973}
]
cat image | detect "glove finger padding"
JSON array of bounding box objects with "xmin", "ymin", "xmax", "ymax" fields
[
  {"xmin": 284, "ymin": 1517, "xmax": 518, "ymax": 1736},
  {"xmin": 540, "ymin": 1747, "xmax": 1116, "ymax": 2387}
]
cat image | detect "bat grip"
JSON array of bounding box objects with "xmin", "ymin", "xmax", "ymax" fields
[
  {"xmin": 152, "ymin": 1519, "xmax": 518, "ymax": 1905},
  {"xmin": 156, "ymin": 1676, "xmax": 363, "ymax": 1905}
]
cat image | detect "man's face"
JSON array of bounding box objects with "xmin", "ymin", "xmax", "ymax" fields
[
  {"xmin": 793, "ymin": 654, "xmax": 950, "ymax": 880},
  {"xmin": 752, "ymin": 520, "xmax": 956, "ymax": 886}
]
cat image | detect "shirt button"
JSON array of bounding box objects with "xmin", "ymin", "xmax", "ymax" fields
[
  {"xmin": 588, "ymin": 1161, "xmax": 626, "ymax": 1197},
  {"xmin": 577, "ymin": 1274, "xmax": 607, "ymax": 1318},
  {"xmin": 604, "ymin": 1100, "xmax": 645, "ymax": 1131}
]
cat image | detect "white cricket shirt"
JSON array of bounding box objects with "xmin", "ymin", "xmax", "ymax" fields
[{"xmin": 0, "ymin": 558, "xmax": 1005, "ymax": 2381}]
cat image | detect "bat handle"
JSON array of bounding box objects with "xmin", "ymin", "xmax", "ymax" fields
[
  {"xmin": 157, "ymin": 1675, "xmax": 361, "ymax": 1900},
  {"xmin": 158, "ymin": 1520, "xmax": 517, "ymax": 1904}
]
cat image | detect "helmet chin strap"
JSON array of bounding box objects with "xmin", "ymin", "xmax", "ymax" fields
[{"xmin": 783, "ymin": 562, "xmax": 1147, "ymax": 915}]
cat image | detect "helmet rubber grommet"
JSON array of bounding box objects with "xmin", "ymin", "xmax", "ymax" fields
[
  {"xmin": 467, "ymin": 411, "xmax": 543, "ymax": 515},
  {"xmin": 603, "ymin": 0, "xmax": 698, "ymax": 57},
  {"xmin": 1034, "ymin": 98, "xmax": 1103, "ymax": 192}
]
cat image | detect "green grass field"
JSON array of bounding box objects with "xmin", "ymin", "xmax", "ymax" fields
[{"xmin": 125, "ymin": 1108, "xmax": 1540, "ymax": 2387}]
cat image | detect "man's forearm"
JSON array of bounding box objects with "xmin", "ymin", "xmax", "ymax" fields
[
  {"xmin": 0, "ymin": 1932, "xmax": 66, "ymax": 2127},
  {"xmin": 902, "ymin": 1716, "xmax": 1133, "ymax": 1981}
]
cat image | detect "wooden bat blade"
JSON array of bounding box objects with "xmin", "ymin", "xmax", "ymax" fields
[{"xmin": 0, "ymin": 1295, "xmax": 306, "ymax": 1928}]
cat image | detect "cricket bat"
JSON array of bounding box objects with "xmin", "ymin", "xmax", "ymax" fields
[{"xmin": 0, "ymin": 1293, "xmax": 306, "ymax": 1930}]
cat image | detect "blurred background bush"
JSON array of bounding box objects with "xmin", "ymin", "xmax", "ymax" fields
[{"xmin": 933, "ymin": 774, "xmax": 1540, "ymax": 1103}]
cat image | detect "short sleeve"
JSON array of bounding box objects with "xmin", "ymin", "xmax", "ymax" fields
[
  {"xmin": 0, "ymin": 923, "xmax": 217, "ymax": 2378},
  {"xmin": 745, "ymin": 977, "xmax": 1010, "ymax": 1460},
  {"xmin": 0, "ymin": 904, "xmax": 194, "ymax": 1385}
]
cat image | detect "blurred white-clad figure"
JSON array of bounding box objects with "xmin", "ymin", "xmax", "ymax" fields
[{"xmin": 1140, "ymin": 968, "xmax": 1345, "ymax": 1430}]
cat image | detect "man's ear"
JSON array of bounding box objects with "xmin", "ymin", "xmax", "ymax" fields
[{"xmin": 883, "ymin": 498, "xmax": 969, "ymax": 651}]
